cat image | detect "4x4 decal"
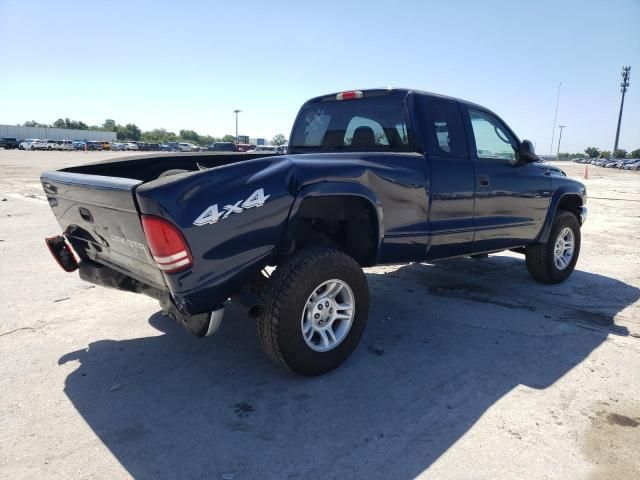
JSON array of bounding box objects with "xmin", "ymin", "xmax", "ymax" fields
[{"xmin": 193, "ymin": 188, "xmax": 270, "ymax": 226}]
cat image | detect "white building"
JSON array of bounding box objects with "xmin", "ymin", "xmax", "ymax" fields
[{"xmin": 0, "ymin": 124, "xmax": 116, "ymax": 142}]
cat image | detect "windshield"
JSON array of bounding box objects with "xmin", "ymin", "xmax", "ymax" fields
[{"xmin": 290, "ymin": 97, "xmax": 413, "ymax": 152}]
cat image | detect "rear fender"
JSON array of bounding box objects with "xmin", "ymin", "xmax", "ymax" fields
[{"xmin": 281, "ymin": 182, "xmax": 384, "ymax": 263}]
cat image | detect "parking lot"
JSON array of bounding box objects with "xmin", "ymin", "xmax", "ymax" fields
[{"xmin": 1, "ymin": 150, "xmax": 639, "ymax": 479}]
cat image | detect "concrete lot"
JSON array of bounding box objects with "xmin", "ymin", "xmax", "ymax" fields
[{"xmin": 0, "ymin": 150, "xmax": 639, "ymax": 479}]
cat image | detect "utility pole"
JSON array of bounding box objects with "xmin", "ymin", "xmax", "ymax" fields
[
  {"xmin": 233, "ymin": 110, "xmax": 241, "ymax": 143},
  {"xmin": 613, "ymin": 66, "xmax": 631, "ymax": 156},
  {"xmin": 556, "ymin": 125, "xmax": 566, "ymax": 160},
  {"xmin": 549, "ymin": 82, "xmax": 561, "ymax": 156}
]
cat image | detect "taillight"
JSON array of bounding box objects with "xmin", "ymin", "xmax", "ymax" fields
[
  {"xmin": 336, "ymin": 90, "xmax": 363, "ymax": 100},
  {"xmin": 141, "ymin": 215, "xmax": 193, "ymax": 273}
]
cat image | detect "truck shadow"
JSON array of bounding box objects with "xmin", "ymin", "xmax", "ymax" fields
[{"xmin": 58, "ymin": 255, "xmax": 638, "ymax": 479}]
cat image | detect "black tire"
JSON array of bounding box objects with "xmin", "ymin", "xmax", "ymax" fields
[
  {"xmin": 157, "ymin": 169, "xmax": 189, "ymax": 178},
  {"xmin": 30, "ymin": 146, "xmax": 35, "ymax": 151},
  {"xmin": 257, "ymin": 248, "xmax": 369, "ymax": 376},
  {"xmin": 525, "ymin": 210, "xmax": 581, "ymax": 284}
]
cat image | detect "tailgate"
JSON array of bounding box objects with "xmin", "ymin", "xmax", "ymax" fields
[{"xmin": 41, "ymin": 171, "xmax": 166, "ymax": 289}]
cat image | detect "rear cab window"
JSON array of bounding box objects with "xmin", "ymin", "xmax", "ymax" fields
[{"xmin": 290, "ymin": 93, "xmax": 414, "ymax": 153}]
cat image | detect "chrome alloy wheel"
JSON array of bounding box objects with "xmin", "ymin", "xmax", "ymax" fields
[
  {"xmin": 553, "ymin": 227, "xmax": 575, "ymax": 270},
  {"xmin": 301, "ymin": 279, "xmax": 355, "ymax": 352}
]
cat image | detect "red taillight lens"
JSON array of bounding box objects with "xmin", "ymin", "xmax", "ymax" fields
[
  {"xmin": 336, "ymin": 90, "xmax": 363, "ymax": 100},
  {"xmin": 141, "ymin": 215, "xmax": 193, "ymax": 273}
]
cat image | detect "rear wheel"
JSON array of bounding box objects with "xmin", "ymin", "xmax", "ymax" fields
[
  {"xmin": 525, "ymin": 210, "xmax": 581, "ymax": 284},
  {"xmin": 257, "ymin": 248, "xmax": 369, "ymax": 376}
]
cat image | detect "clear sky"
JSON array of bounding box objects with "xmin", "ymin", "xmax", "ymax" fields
[{"xmin": 1, "ymin": 0, "xmax": 638, "ymax": 153}]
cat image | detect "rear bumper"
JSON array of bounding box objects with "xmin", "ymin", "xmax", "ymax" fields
[
  {"xmin": 76, "ymin": 260, "xmax": 223, "ymax": 336},
  {"xmin": 578, "ymin": 206, "xmax": 587, "ymax": 225}
]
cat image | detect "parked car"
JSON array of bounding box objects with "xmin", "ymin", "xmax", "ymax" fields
[
  {"xmin": 42, "ymin": 88, "xmax": 587, "ymax": 376},
  {"xmin": 207, "ymin": 142, "xmax": 237, "ymax": 152},
  {"xmin": 235, "ymin": 143, "xmax": 253, "ymax": 152},
  {"xmin": 254, "ymin": 145, "xmax": 277, "ymax": 152},
  {"xmin": 20, "ymin": 139, "xmax": 46, "ymax": 150},
  {"xmin": 0, "ymin": 137, "xmax": 19, "ymax": 149},
  {"xmin": 125, "ymin": 142, "xmax": 139, "ymax": 151},
  {"xmin": 276, "ymin": 145, "xmax": 288, "ymax": 154},
  {"xmin": 622, "ymin": 159, "xmax": 640, "ymax": 170},
  {"xmin": 44, "ymin": 139, "xmax": 60, "ymax": 150},
  {"xmin": 57, "ymin": 140, "xmax": 74, "ymax": 151}
]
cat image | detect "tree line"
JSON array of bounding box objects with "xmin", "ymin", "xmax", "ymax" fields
[
  {"xmin": 558, "ymin": 147, "xmax": 640, "ymax": 160},
  {"xmin": 19, "ymin": 118, "xmax": 287, "ymax": 146}
]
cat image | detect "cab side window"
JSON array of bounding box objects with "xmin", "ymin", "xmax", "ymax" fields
[
  {"xmin": 421, "ymin": 98, "xmax": 467, "ymax": 158},
  {"xmin": 469, "ymin": 109, "xmax": 517, "ymax": 163}
]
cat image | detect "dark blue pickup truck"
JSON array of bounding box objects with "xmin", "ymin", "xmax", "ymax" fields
[{"xmin": 42, "ymin": 88, "xmax": 587, "ymax": 375}]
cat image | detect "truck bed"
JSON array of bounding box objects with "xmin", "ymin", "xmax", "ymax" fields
[
  {"xmin": 41, "ymin": 152, "xmax": 280, "ymax": 294},
  {"xmin": 60, "ymin": 151, "xmax": 276, "ymax": 181}
]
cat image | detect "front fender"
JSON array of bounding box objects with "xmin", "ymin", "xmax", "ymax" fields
[{"xmin": 537, "ymin": 185, "xmax": 586, "ymax": 243}]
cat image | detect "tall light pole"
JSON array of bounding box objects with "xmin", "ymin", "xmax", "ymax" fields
[
  {"xmin": 556, "ymin": 125, "xmax": 566, "ymax": 160},
  {"xmin": 233, "ymin": 109, "xmax": 241, "ymax": 143},
  {"xmin": 549, "ymin": 82, "xmax": 562, "ymax": 156},
  {"xmin": 613, "ymin": 66, "xmax": 631, "ymax": 156}
]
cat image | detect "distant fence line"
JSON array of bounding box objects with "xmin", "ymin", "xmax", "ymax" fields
[{"xmin": 0, "ymin": 124, "xmax": 117, "ymax": 142}]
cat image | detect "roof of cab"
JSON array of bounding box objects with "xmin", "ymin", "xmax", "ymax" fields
[{"xmin": 306, "ymin": 88, "xmax": 487, "ymax": 110}]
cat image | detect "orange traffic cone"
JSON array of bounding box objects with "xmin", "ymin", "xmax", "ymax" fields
[{"xmin": 584, "ymin": 165, "xmax": 589, "ymax": 180}]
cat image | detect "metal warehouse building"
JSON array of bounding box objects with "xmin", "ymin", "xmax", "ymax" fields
[{"xmin": 0, "ymin": 124, "xmax": 116, "ymax": 142}]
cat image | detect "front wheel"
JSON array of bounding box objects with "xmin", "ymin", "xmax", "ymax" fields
[
  {"xmin": 257, "ymin": 248, "xmax": 369, "ymax": 376},
  {"xmin": 525, "ymin": 210, "xmax": 581, "ymax": 284}
]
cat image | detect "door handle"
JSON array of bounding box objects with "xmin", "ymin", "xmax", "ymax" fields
[{"xmin": 478, "ymin": 175, "xmax": 490, "ymax": 187}]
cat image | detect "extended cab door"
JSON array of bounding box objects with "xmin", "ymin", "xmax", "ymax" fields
[
  {"xmin": 463, "ymin": 107, "xmax": 551, "ymax": 251},
  {"xmin": 415, "ymin": 97, "xmax": 476, "ymax": 259}
]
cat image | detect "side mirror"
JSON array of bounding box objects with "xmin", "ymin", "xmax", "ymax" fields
[{"xmin": 518, "ymin": 140, "xmax": 538, "ymax": 163}]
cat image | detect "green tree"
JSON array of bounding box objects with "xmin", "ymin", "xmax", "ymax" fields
[
  {"xmin": 272, "ymin": 133, "xmax": 287, "ymax": 146},
  {"xmin": 179, "ymin": 129, "xmax": 201, "ymax": 143},
  {"xmin": 598, "ymin": 150, "xmax": 611, "ymax": 159},
  {"xmin": 222, "ymin": 134, "xmax": 236, "ymax": 142},
  {"xmin": 613, "ymin": 149, "xmax": 627, "ymax": 158},
  {"xmin": 199, "ymin": 135, "xmax": 216, "ymax": 146},
  {"xmin": 123, "ymin": 123, "xmax": 141, "ymax": 141},
  {"xmin": 584, "ymin": 147, "xmax": 600, "ymax": 158},
  {"xmin": 103, "ymin": 119, "xmax": 117, "ymax": 131},
  {"xmin": 23, "ymin": 120, "xmax": 50, "ymax": 127},
  {"xmin": 52, "ymin": 118, "xmax": 66, "ymax": 128},
  {"xmin": 142, "ymin": 128, "xmax": 178, "ymax": 143},
  {"xmin": 630, "ymin": 149, "xmax": 640, "ymax": 159}
]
